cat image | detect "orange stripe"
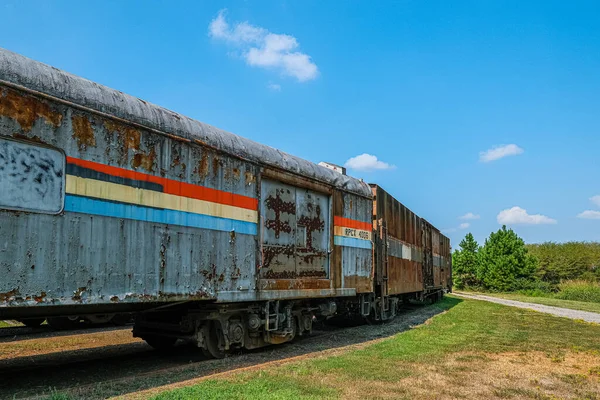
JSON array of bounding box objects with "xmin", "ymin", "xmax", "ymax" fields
[
  {"xmin": 67, "ymin": 157, "xmax": 258, "ymax": 210},
  {"xmin": 334, "ymin": 216, "xmax": 372, "ymax": 231}
]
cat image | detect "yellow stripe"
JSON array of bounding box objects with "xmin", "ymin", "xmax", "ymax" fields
[
  {"xmin": 334, "ymin": 226, "xmax": 372, "ymax": 241},
  {"xmin": 66, "ymin": 175, "xmax": 258, "ymax": 223}
]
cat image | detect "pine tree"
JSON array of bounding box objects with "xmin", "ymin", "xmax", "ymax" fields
[
  {"xmin": 452, "ymin": 233, "xmax": 481, "ymax": 289},
  {"xmin": 478, "ymin": 225, "xmax": 536, "ymax": 291}
]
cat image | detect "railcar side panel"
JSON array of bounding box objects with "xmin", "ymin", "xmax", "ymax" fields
[
  {"xmin": 371, "ymin": 185, "xmax": 426, "ymax": 295},
  {"xmin": 333, "ymin": 191, "xmax": 373, "ymax": 293},
  {"xmin": 0, "ymin": 86, "xmax": 261, "ymax": 311}
]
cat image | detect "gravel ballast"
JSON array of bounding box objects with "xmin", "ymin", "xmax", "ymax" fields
[{"xmin": 455, "ymin": 293, "xmax": 600, "ymax": 324}]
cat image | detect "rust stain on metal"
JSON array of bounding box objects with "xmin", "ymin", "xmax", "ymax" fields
[
  {"xmin": 72, "ymin": 287, "xmax": 87, "ymax": 302},
  {"xmin": 0, "ymin": 289, "xmax": 19, "ymax": 302},
  {"xmin": 0, "ymin": 89, "xmax": 62, "ymax": 132},
  {"xmin": 164, "ymin": 132, "xmax": 191, "ymax": 143},
  {"xmin": 110, "ymin": 296, "xmax": 120, "ymax": 303},
  {"xmin": 71, "ymin": 114, "xmax": 96, "ymax": 151},
  {"xmin": 297, "ymin": 204, "xmax": 325, "ymax": 263},
  {"xmin": 262, "ymin": 244, "xmax": 295, "ymax": 269},
  {"xmin": 244, "ymin": 171, "xmax": 256, "ymax": 185},
  {"xmin": 265, "ymin": 193, "xmax": 295, "ymax": 238},
  {"xmin": 230, "ymin": 267, "xmax": 241, "ymax": 279},
  {"xmin": 212, "ymin": 156, "xmax": 221, "ymax": 178},
  {"xmin": 344, "ymin": 275, "xmax": 372, "ymax": 293},
  {"xmin": 195, "ymin": 152, "xmax": 210, "ymax": 179},
  {"xmin": 171, "ymin": 154, "xmax": 181, "ymax": 168},
  {"xmin": 260, "ymin": 279, "xmax": 331, "ymax": 290},
  {"xmin": 33, "ymin": 291, "xmax": 47, "ymax": 303},
  {"xmin": 201, "ymin": 264, "xmax": 218, "ymax": 281},
  {"xmin": 131, "ymin": 147, "xmax": 156, "ymax": 172},
  {"xmin": 225, "ymin": 167, "xmax": 241, "ymax": 182},
  {"xmin": 104, "ymin": 120, "xmax": 141, "ymax": 150},
  {"xmin": 263, "ymin": 269, "xmax": 327, "ymax": 280}
]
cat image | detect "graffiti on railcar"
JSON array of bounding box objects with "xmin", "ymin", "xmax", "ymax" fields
[{"xmin": 0, "ymin": 137, "xmax": 65, "ymax": 213}]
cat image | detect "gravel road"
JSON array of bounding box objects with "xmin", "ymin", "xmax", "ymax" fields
[{"xmin": 454, "ymin": 292, "xmax": 600, "ymax": 323}]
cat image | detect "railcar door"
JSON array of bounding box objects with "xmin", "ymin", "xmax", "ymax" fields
[
  {"xmin": 260, "ymin": 179, "xmax": 330, "ymax": 280},
  {"xmin": 422, "ymin": 222, "xmax": 434, "ymax": 288}
]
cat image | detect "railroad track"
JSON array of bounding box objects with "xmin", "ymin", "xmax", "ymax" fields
[{"xmin": 0, "ymin": 302, "xmax": 441, "ymax": 400}]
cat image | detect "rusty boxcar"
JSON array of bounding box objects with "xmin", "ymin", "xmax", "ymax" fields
[
  {"xmin": 370, "ymin": 185, "xmax": 451, "ymax": 320},
  {"xmin": 0, "ymin": 48, "xmax": 450, "ymax": 354}
]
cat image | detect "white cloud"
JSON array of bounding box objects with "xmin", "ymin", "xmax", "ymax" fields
[
  {"xmin": 209, "ymin": 10, "xmax": 318, "ymax": 82},
  {"xmin": 267, "ymin": 83, "xmax": 281, "ymax": 91},
  {"xmin": 497, "ymin": 206, "xmax": 557, "ymax": 225},
  {"xmin": 459, "ymin": 212, "xmax": 480, "ymax": 220},
  {"xmin": 344, "ymin": 153, "xmax": 396, "ymax": 172},
  {"xmin": 442, "ymin": 222, "xmax": 470, "ymax": 234},
  {"xmin": 577, "ymin": 210, "xmax": 600, "ymax": 220},
  {"xmin": 590, "ymin": 195, "xmax": 600, "ymax": 207},
  {"xmin": 479, "ymin": 144, "xmax": 524, "ymax": 162}
]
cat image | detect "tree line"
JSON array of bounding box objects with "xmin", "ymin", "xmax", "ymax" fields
[{"xmin": 451, "ymin": 226, "xmax": 600, "ymax": 292}]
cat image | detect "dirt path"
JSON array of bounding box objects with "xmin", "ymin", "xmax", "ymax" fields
[{"xmin": 454, "ymin": 292, "xmax": 600, "ymax": 323}]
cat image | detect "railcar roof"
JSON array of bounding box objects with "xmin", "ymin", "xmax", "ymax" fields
[
  {"xmin": 369, "ymin": 183, "xmax": 449, "ymax": 240},
  {"xmin": 0, "ymin": 47, "xmax": 371, "ymax": 198}
]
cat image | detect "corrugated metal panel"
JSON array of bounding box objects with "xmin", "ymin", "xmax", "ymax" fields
[{"xmin": 334, "ymin": 192, "xmax": 372, "ymax": 293}]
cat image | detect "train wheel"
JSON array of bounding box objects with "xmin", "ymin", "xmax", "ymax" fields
[
  {"xmin": 21, "ymin": 318, "xmax": 45, "ymax": 328},
  {"xmin": 144, "ymin": 335, "xmax": 177, "ymax": 350},
  {"xmin": 203, "ymin": 321, "xmax": 226, "ymax": 359},
  {"xmin": 47, "ymin": 316, "xmax": 81, "ymax": 330}
]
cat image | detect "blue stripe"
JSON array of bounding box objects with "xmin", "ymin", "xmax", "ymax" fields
[
  {"xmin": 65, "ymin": 195, "xmax": 257, "ymax": 235},
  {"xmin": 334, "ymin": 236, "xmax": 373, "ymax": 249}
]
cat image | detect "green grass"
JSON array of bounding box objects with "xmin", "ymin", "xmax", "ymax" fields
[
  {"xmin": 462, "ymin": 289, "xmax": 600, "ymax": 314},
  {"xmin": 0, "ymin": 320, "xmax": 23, "ymax": 328},
  {"xmin": 148, "ymin": 296, "xmax": 600, "ymax": 400},
  {"xmin": 150, "ymin": 374, "xmax": 337, "ymax": 400},
  {"xmin": 555, "ymin": 280, "xmax": 600, "ymax": 303}
]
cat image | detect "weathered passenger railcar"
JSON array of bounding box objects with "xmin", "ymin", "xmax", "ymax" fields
[
  {"xmin": 0, "ymin": 48, "xmax": 377, "ymax": 352},
  {"xmin": 0, "ymin": 48, "xmax": 450, "ymax": 353}
]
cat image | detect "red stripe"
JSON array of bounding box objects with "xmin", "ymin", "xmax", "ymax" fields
[
  {"xmin": 67, "ymin": 157, "xmax": 258, "ymax": 210},
  {"xmin": 334, "ymin": 216, "xmax": 372, "ymax": 231}
]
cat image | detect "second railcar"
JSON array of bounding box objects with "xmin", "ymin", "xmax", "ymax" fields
[{"xmin": 369, "ymin": 184, "xmax": 451, "ymax": 320}]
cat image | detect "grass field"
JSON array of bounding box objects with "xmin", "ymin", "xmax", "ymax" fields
[
  {"xmin": 101, "ymin": 296, "xmax": 600, "ymax": 400},
  {"xmin": 466, "ymin": 291, "xmax": 600, "ymax": 314},
  {"xmin": 0, "ymin": 320, "xmax": 23, "ymax": 328}
]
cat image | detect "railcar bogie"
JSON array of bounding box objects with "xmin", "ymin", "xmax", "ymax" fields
[{"xmin": 132, "ymin": 298, "xmax": 336, "ymax": 355}]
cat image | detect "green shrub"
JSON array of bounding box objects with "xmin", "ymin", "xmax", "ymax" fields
[
  {"xmin": 477, "ymin": 226, "xmax": 537, "ymax": 292},
  {"xmin": 555, "ymin": 280, "xmax": 600, "ymax": 303}
]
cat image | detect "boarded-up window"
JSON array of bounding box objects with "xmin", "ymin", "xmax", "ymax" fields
[{"xmin": 0, "ymin": 138, "xmax": 65, "ymax": 214}]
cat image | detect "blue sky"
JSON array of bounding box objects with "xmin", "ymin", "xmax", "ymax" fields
[{"xmin": 1, "ymin": 0, "xmax": 599, "ymax": 246}]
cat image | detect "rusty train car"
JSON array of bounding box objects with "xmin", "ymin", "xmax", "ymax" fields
[{"xmin": 0, "ymin": 48, "xmax": 450, "ymax": 354}]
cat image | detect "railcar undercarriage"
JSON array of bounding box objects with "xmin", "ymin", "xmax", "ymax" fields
[{"xmin": 133, "ymin": 289, "xmax": 446, "ymax": 355}]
